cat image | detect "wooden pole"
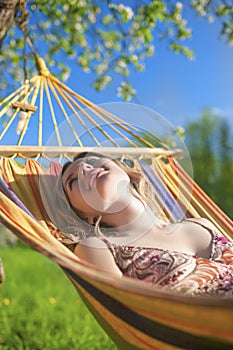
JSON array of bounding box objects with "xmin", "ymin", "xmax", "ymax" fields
[{"xmin": 0, "ymin": 146, "xmax": 184, "ymax": 158}]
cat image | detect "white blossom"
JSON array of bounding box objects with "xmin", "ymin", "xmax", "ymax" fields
[
  {"xmin": 118, "ymin": 60, "xmax": 127, "ymax": 69},
  {"xmin": 75, "ymin": 23, "xmax": 82, "ymax": 31},
  {"xmin": 16, "ymin": 111, "xmax": 27, "ymax": 135},
  {"xmin": 63, "ymin": 4, "xmax": 69, "ymax": 11},
  {"xmin": 95, "ymin": 63, "xmax": 108, "ymax": 74},
  {"xmin": 207, "ymin": 15, "xmax": 214, "ymax": 23},
  {"xmin": 109, "ymin": 3, "xmax": 134, "ymax": 21},
  {"xmin": 88, "ymin": 12, "xmax": 96, "ymax": 24},
  {"xmin": 176, "ymin": 2, "xmax": 183, "ymax": 11}
]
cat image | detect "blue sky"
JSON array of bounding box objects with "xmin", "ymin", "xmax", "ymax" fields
[{"xmin": 66, "ymin": 8, "xmax": 233, "ymax": 129}]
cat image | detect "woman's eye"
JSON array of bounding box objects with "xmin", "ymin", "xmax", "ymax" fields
[{"xmin": 86, "ymin": 157, "xmax": 98, "ymax": 165}]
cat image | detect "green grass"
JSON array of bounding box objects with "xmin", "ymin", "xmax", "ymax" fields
[{"xmin": 0, "ymin": 245, "xmax": 117, "ymax": 350}]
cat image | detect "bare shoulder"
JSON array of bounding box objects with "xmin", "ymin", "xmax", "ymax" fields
[
  {"xmin": 74, "ymin": 237, "xmax": 122, "ymax": 276},
  {"xmin": 186, "ymin": 217, "xmax": 220, "ymax": 233}
]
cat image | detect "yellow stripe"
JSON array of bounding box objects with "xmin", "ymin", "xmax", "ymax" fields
[
  {"xmin": 70, "ymin": 277, "xmax": 181, "ymax": 350},
  {"xmin": 88, "ymin": 278, "xmax": 233, "ymax": 343}
]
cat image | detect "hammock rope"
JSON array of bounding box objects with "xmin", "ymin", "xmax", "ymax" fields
[{"xmin": 0, "ymin": 57, "xmax": 170, "ymax": 152}]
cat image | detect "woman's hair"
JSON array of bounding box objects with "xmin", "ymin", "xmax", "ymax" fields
[{"xmin": 62, "ymin": 152, "xmax": 162, "ymax": 237}]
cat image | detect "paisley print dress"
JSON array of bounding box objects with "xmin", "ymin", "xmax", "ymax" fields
[{"xmin": 103, "ymin": 221, "xmax": 233, "ymax": 297}]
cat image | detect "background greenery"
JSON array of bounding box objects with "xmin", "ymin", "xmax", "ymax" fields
[
  {"xmin": 0, "ymin": 244, "xmax": 116, "ymax": 350},
  {"xmin": 185, "ymin": 110, "xmax": 233, "ymax": 220}
]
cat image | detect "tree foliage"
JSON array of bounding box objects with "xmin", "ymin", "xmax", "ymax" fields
[
  {"xmin": 0, "ymin": 0, "xmax": 233, "ymax": 100},
  {"xmin": 185, "ymin": 109, "xmax": 233, "ymax": 219}
]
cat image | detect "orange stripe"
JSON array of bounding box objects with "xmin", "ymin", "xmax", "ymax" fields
[
  {"xmin": 170, "ymin": 159, "xmax": 233, "ymax": 232},
  {"xmin": 25, "ymin": 159, "xmax": 51, "ymax": 221},
  {"xmin": 89, "ymin": 279, "xmax": 233, "ymax": 342},
  {"xmin": 130, "ymin": 304, "xmax": 233, "ymax": 341}
]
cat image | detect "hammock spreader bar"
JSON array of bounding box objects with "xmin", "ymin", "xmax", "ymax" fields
[{"xmin": 0, "ymin": 146, "xmax": 184, "ymax": 159}]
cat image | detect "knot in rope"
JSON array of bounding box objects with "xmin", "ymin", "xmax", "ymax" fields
[{"xmin": 36, "ymin": 57, "xmax": 50, "ymax": 77}]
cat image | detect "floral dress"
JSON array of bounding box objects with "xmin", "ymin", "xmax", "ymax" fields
[{"xmin": 103, "ymin": 221, "xmax": 233, "ymax": 297}]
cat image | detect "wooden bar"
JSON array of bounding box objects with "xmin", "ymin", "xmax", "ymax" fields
[
  {"xmin": 0, "ymin": 146, "xmax": 184, "ymax": 158},
  {"xmin": 12, "ymin": 102, "xmax": 37, "ymax": 113}
]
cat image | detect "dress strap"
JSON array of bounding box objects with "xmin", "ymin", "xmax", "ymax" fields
[{"xmin": 184, "ymin": 218, "xmax": 216, "ymax": 235}]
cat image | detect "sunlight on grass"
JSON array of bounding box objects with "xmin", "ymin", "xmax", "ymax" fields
[{"xmin": 0, "ymin": 246, "xmax": 117, "ymax": 350}]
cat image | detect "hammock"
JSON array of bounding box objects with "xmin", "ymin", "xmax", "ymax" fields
[{"xmin": 0, "ymin": 57, "xmax": 233, "ymax": 349}]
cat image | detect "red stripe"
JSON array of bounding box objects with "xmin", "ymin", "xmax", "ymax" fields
[{"xmin": 127, "ymin": 327, "xmax": 162, "ymax": 350}]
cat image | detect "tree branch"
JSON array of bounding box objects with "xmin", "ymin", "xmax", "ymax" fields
[{"xmin": 0, "ymin": 0, "xmax": 19, "ymax": 47}]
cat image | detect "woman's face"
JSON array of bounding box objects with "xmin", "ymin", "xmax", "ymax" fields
[{"xmin": 62, "ymin": 156, "xmax": 131, "ymax": 222}]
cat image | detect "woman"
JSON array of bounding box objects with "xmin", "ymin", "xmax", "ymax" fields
[{"xmin": 50, "ymin": 152, "xmax": 233, "ymax": 297}]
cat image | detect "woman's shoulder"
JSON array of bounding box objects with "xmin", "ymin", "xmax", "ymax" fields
[
  {"xmin": 77, "ymin": 236, "xmax": 108, "ymax": 248},
  {"xmin": 74, "ymin": 236, "xmax": 122, "ymax": 276},
  {"xmin": 184, "ymin": 217, "xmax": 222, "ymax": 233}
]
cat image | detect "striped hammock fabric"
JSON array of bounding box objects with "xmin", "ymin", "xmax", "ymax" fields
[{"xmin": 0, "ymin": 154, "xmax": 233, "ymax": 350}]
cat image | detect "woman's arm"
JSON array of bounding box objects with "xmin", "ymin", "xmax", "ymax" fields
[{"xmin": 74, "ymin": 237, "xmax": 123, "ymax": 276}]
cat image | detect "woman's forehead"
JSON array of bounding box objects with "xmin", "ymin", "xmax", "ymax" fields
[{"xmin": 62, "ymin": 155, "xmax": 104, "ymax": 178}]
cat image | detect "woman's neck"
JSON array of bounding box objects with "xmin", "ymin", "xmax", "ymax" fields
[{"xmin": 101, "ymin": 194, "xmax": 157, "ymax": 243}]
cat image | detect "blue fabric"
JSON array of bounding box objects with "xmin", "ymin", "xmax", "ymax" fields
[
  {"xmin": 139, "ymin": 160, "xmax": 186, "ymax": 221},
  {"xmin": 0, "ymin": 176, "xmax": 36, "ymax": 219}
]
